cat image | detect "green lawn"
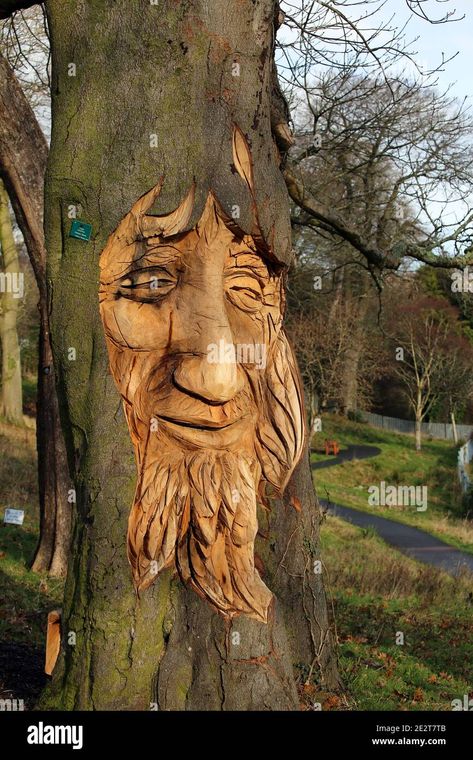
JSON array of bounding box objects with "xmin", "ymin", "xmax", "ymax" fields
[
  {"xmin": 312, "ymin": 415, "xmax": 473, "ymax": 554},
  {"xmin": 0, "ymin": 422, "xmax": 64, "ymax": 651},
  {"xmin": 0, "ymin": 417, "xmax": 471, "ymax": 711},
  {"xmin": 319, "ymin": 516, "xmax": 473, "ymax": 710}
]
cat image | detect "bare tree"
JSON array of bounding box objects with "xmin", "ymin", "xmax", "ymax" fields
[
  {"xmin": 0, "ymin": 178, "xmax": 23, "ymax": 424},
  {"xmin": 391, "ymin": 293, "xmax": 473, "ymax": 450},
  {"xmin": 279, "ymin": 4, "xmax": 473, "ymax": 274},
  {"xmin": 286, "ymin": 258, "xmax": 387, "ymax": 423}
]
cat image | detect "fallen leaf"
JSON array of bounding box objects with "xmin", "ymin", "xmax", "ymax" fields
[
  {"xmin": 323, "ymin": 695, "xmax": 341, "ymax": 710},
  {"xmin": 302, "ymin": 683, "xmax": 316, "ymax": 696},
  {"xmin": 412, "ymin": 688, "xmax": 424, "ymax": 702}
]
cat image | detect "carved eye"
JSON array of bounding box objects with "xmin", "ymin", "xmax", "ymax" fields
[
  {"xmin": 225, "ymin": 274, "xmax": 263, "ymax": 312},
  {"xmin": 118, "ymin": 267, "xmax": 177, "ymax": 302}
]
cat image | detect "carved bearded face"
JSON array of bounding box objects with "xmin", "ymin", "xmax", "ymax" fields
[{"xmin": 99, "ymin": 128, "xmax": 305, "ymax": 622}]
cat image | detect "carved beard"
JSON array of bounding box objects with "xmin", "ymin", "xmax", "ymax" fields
[
  {"xmin": 124, "ymin": 331, "xmax": 305, "ymax": 623},
  {"xmin": 128, "ymin": 444, "xmax": 271, "ymax": 620}
]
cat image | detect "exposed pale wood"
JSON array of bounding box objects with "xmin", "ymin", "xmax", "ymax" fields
[
  {"xmin": 45, "ymin": 610, "xmax": 61, "ymax": 676},
  {"xmin": 99, "ymin": 126, "xmax": 305, "ymax": 623}
]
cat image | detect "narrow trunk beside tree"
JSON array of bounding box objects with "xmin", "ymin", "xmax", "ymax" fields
[
  {"xmin": 0, "ymin": 50, "xmax": 71, "ymax": 575},
  {"xmin": 415, "ymin": 415, "xmax": 422, "ymax": 452},
  {"xmin": 0, "ymin": 179, "xmax": 23, "ymax": 425},
  {"xmin": 339, "ymin": 270, "xmax": 370, "ymax": 416},
  {"xmin": 414, "ymin": 388, "xmax": 423, "ymax": 451},
  {"xmin": 40, "ymin": 0, "xmax": 341, "ymax": 709},
  {"xmin": 451, "ymin": 411, "xmax": 458, "ymax": 446}
]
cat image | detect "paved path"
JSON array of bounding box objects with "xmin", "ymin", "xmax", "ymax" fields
[
  {"xmin": 312, "ymin": 445, "xmax": 473, "ymax": 577},
  {"xmin": 312, "ymin": 444, "xmax": 381, "ymax": 469}
]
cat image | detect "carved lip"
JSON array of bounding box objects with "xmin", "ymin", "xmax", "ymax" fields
[{"xmin": 157, "ymin": 414, "xmax": 243, "ymax": 431}]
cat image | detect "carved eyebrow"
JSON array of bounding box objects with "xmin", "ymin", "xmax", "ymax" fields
[
  {"xmin": 131, "ymin": 243, "xmax": 182, "ymax": 268},
  {"xmin": 230, "ymin": 252, "xmax": 269, "ymax": 274}
]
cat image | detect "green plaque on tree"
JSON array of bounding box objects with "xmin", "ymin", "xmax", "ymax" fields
[{"xmin": 69, "ymin": 219, "xmax": 92, "ymax": 241}]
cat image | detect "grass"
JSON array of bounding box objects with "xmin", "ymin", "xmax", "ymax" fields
[
  {"xmin": 22, "ymin": 373, "xmax": 37, "ymax": 417},
  {"xmin": 319, "ymin": 516, "xmax": 473, "ymax": 711},
  {"xmin": 0, "ymin": 417, "xmax": 471, "ymax": 711},
  {"xmin": 312, "ymin": 415, "xmax": 473, "ymax": 554},
  {"xmin": 0, "ymin": 421, "xmax": 64, "ymax": 652}
]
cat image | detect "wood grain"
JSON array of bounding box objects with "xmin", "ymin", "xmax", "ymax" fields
[{"xmin": 99, "ymin": 126, "xmax": 305, "ymax": 622}]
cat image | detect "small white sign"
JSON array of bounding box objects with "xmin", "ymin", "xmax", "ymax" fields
[{"xmin": 4, "ymin": 508, "xmax": 24, "ymax": 525}]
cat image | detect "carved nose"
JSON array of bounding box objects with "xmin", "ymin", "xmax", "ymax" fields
[{"xmin": 173, "ymin": 354, "xmax": 244, "ymax": 403}]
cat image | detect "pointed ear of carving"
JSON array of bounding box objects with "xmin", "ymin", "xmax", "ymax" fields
[
  {"xmin": 105, "ymin": 178, "xmax": 165, "ymax": 249},
  {"xmin": 130, "ymin": 178, "xmax": 165, "ymax": 220},
  {"xmin": 232, "ymin": 125, "xmax": 254, "ymax": 192},
  {"xmin": 141, "ymin": 183, "xmax": 195, "ymax": 238}
]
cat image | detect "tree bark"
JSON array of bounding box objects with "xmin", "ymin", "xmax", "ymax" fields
[
  {"xmin": 451, "ymin": 411, "xmax": 458, "ymax": 446},
  {"xmin": 339, "ymin": 272, "xmax": 370, "ymax": 415},
  {"xmin": 415, "ymin": 413, "xmax": 422, "ymax": 452},
  {"xmin": 40, "ymin": 0, "xmax": 340, "ymax": 710},
  {"xmin": 0, "ymin": 179, "xmax": 23, "ymax": 425},
  {"xmin": 0, "ymin": 50, "xmax": 70, "ymax": 575}
]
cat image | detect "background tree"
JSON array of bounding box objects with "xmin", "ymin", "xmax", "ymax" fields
[
  {"xmin": 286, "ymin": 257, "xmax": 387, "ymax": 423},
  {"xmin": 283, "ymin": 64, "xmax": 473, "ymax": 415},
  {"xmin": 0, "ymin": 178, "xmax": 23, "ymax": 424},
  {"xmin": 282, "ymin": 32, "xmax": 473, "ymax": 274},
  {"xmin": 0, "ymin": 35, "xmax": 70, "ymax": 576},
  {"xmin": 390, "ymin": 292, "xmax": 473, "ymax": 449}
]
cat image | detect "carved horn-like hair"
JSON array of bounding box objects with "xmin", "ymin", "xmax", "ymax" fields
[
  {"xmin": 232, "ymin": 124, "xmax": 255, "ymax": 192},
  {"xmin": 139, "ymin": 183, "xmax": 195, "ymax": 238}
]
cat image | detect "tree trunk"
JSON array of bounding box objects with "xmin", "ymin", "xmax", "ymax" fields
[
  {"xmin": 32, "ymin": 309, "xmax": 71, "ymax": 576},
  {"xmin": 415, "ymin": 415, "xmax": 422, "ymax": 451},
  {"xmin": 0, "ymin": 50, "xmax": 71, "ymax": 575},
  {"xmin": 339, "ymin": 274, "xmax": 369, "ymax": 415},
  {"xmin": 451, "ymin": 411, "xmax": 458, "ymax": 446},
  {"xmin": 0, "ymin": 179, "xmax": 23, "ymax": 425},
  {"xmin": 308, "ymin": 390, "xmax": 320, "ymax": 443},
  {"xmin": 40, "ymin": 0, "xmax": 340, "ymax": 710}
]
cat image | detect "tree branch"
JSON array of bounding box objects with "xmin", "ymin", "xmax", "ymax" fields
[{"xmin": 284, "ymin": 166, "xmax": 473, "ymax": 271}]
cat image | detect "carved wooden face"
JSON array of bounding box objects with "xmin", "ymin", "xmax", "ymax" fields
[
  {"xmin": 98, "ymin": 128, "xmax": 305, "ymax": 622},
  {"xmin": 100, "ymin": 193, "xmax": 282, "ymax": 451}
]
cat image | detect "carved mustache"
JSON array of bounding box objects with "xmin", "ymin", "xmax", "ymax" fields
[{"xmin": 132, "ymin": 359, "xmax": 258, "ymax": 428}]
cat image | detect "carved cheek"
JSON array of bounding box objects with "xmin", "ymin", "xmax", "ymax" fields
[
  {"xmin": 101, "ymin": 298, "xmax": 174, "ymax": 351},
  {"xmin": 225, "ymin": 297, "xmax": 281, "ymax": 350}
]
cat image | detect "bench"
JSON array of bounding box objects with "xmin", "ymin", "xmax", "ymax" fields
[{"xmin": 324, "ymin": 439, "xmax": 340, "ymax": 456}]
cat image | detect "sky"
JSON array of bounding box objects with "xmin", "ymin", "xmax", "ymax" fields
[
  {"xmin": 394, "ymin": 0, "xmax": 473, "ymax": 100},
  {"xmin": 276, "ymin": 0, "xmax": 473, "ymax": 235},
  {"xmin": 279, "ymin": 0, "xmax": 473, "ymax": 101}
]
